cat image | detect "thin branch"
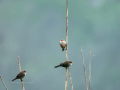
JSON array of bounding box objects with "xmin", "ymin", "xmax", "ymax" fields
[
  {"xmin": 89, "ymin": 48, "xmax": 91, "ymax": 90},
  {"xmin": 68, "ymin": 68, "xmax": 73, "ymax": 90},
  {"xmin": 81, "ymin": 46, "xmax": 88, "ymax": 90},
  {"xmin": 0, "ymin": 75, "xmax": 8, "ymax": 90},
  {"xmin": 65, "ymin": 68, "xmax": 67, "ymax": 90},
  {"xmin": 65, "ymin": 0, "xmax": 68, "ymax": 90},
  {"xmin": 18, "ymin": 56, "xmax": 25, "ymax": 90},
  {"xmin": 66, "ymin": 0, "xmax": 68, "ymax": 61},
  {"xmin": 18, "ymin": 56, "xmax": 21, "ymax": 72}
]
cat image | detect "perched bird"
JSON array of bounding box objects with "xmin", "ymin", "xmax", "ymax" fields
[
  {"xmin": 55, "ymin": 61, "xmax": 73, "ymax": 68},
  {"xmin": 12, "ymin": 70, "xmax": 27, "ymax": 81},
  {"xmin": 59, "ymin": 39, "xmax": 67, "ymax": 51}
]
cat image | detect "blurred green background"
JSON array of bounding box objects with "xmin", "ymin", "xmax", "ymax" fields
[{"xmin": 0, "ymin": 0, "xmax": 120, "ymax": 90}]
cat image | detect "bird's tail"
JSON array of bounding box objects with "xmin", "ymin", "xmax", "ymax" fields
[
  {"xmin": 12, "ymin": 78, "xmax": 17, "ymax": 81},
  {"xmin": 62, "ymin": 48, "xmax": 64, "ymax": 51},
  {"xmin": 54, "ymin": 65, "xmax": 61, "ymax": 68}
]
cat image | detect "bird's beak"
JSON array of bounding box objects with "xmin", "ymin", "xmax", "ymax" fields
[{"xmin": 70, "ymin": 62, "xmax": 73, "ymax": 65}]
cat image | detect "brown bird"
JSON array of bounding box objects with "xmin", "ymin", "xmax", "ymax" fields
[
  {"xmin": 59, "ymin": 39, "xmax": 67, "ymax": 51},
  {"xmin": 12, "ymin": 70, "xmax": 27, "ymax": 81},
  {"xmin": 55, "ymin": 61, "xmax": 73, "ymax": 68}
]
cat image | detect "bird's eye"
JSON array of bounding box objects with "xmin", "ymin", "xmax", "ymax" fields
[{"xmin": 70, "ymin": 62, "xmax": 73, "ymax": 64}]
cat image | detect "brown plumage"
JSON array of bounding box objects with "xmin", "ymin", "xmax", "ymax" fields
[
  {"xmin": 55, "ymin": 61, "xmax": 73, "ymax": 68},
  {"xmin": 12, "ymin": 70, "xmax": 27, "ymax": 81}
]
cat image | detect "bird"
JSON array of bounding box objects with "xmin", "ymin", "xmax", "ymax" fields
[
  {"xmin": 12, "ymin": 70, "xmax": 27, "ymax": 81},
  {"xmin": 55, "ymin": 61, "xmax": 73, "ymax": 68},
  {"xmin": 59, "ymin": 39, "xmax": 67, "ymax": 51}
]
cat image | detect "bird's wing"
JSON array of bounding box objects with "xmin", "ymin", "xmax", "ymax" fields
[{"xmin": 16, "ymin": 72, "xmax": 25, "ymax": 79}]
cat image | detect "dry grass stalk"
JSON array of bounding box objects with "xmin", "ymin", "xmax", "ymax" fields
[
  {"xmin": 65, "ymin": 68, "xmax": 68, "ymax": 90},
  {"xmin": 89, "ymin": 49, "xmax": 91, "ymax": 90},
  {"xmin": 68, "ymin": 68, "xmax": 73, "ymax": 90},
  {"xmin": 18, "ymin": 56, "xmax": 25, "ymax": 90},
  {"xmin": 65, "ymin": 0, "xmax": 68, "ymax": 90},
  {"xmin": 81, "ymin": 46, "xmax": 88, "ymax": 90},
  {"xmin": 66, "ymin": 0, "xmax": 68, "ymax": 57},
  {"xmin": 0, "ymin": 75, "xmax": 8, "ymax": 90}
]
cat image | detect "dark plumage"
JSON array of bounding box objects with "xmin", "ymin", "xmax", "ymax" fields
[
  {"xmin": 55, "ymin": 61, "xmax": 73, "ymax": 68},
  {"xmin": 12, "ymin": 70, "xmax": 27, "ymax": 81}
]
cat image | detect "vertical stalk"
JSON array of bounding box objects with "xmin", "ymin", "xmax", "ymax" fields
[
  {"xmin": 89, "ymin": 49, "xmax": 91, "ymax": 90},
  {"xmin": 81, "ymin": 46, "xmax": 88, "ymax": 90},
  {"xmin": 18, "ymin": 56, "xmax": 25, "ymax": 90},
  {"xmin": 65, "ymin": 0, "xmax": 68, "ymax": 90},
  {"xmin": 68, "ymin": 68, "xmax": 73, "ymax": 90}
]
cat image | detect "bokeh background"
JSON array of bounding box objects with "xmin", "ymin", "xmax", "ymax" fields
[{"xmin": 0, "ymin": 0, "xmax": 120, "ymax": 90}]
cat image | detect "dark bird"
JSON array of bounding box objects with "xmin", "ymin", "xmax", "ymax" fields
[
  {"xmin": 12, "ymin": 70, "xmax": 27, "ymax": 81},
  {"xmin": 55, "ymin": 61, "xmax": 73, "ymax": 68}
]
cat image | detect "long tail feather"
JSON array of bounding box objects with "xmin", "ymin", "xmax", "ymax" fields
[
  {"xmin": 12, "ymin": 78, "xmax": 17, "ymax": 81},
  {"xmin": 54, "ymin": 65, "xmax": 61, "ymax": 68}
]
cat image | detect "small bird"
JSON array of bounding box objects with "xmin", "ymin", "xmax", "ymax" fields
[
  {"xmin": 12, "ymin": 70, "xmax": 27, "ymax": 81},
  {"xmin": 55, "ymin": 61, "xmax": 73, "ymax": 68},
  {"xmin": 59, "ymin": 39, "xmax": 67, "ymax": 51}
]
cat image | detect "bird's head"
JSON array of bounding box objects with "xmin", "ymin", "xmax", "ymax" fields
[
  {"xmin": 60, "ymin": 39, "xmax": 66, "ymax": 44},
  {"xmin": 23, "ymin": 71, "xmax": 27, "ymax": 74},
  {"xmin": 60, "ymin": 39, "xmax": 64, "ymax": 41},
  {"xmin": 69, "ymin": 61, "xmax": 73, "ymax": 65}
]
